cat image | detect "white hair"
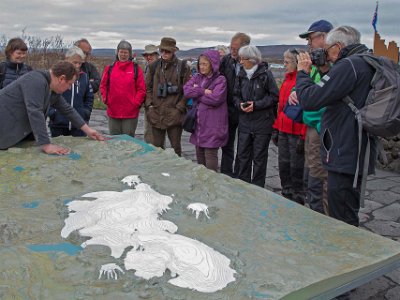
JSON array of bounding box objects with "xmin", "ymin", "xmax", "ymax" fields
[
  {"xmin": 65, "ymin": 46, "xmax": 85, "ymax": 60},
  {"xmin": 326, "ymin": 26, "xmax": 361, "ymax": 47},
  {"xmin": 238, "ymin": 45, "xmax": 262, "ymax": 65},
  {"xmin": 215, "ymin": 45, "xmax": 229, "ymax": 55}
]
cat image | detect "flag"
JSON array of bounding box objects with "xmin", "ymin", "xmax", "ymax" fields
[{"xmin": 372, "ymin": 1, "xmax": 378, "ymax": 32}]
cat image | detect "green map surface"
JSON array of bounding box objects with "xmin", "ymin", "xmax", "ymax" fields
[{"xmin": 0, "ymin": 135, "xmax": 399, "ymax": 299}]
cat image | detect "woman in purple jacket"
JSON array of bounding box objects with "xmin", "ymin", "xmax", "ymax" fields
[{"xmin": 183, "ymin": 50, "xmax": 228, "ymax": 171}]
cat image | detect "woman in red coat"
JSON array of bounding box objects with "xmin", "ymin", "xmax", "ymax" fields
[
  {"xmin": 272, "ymin": 49, "xmax": 306, "ymax": 204},
  {"xmin": 100, "ymin": 40, "xmax": 146, "ymax": 137}
]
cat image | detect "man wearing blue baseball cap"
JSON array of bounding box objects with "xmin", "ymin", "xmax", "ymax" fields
[
  {"xmin": 287, "ymin": 19, "xmax": 333, "ymax": 216},
  {"xmin": 299, "ymin": 19, "xmax": 334, "ymax": 39}
]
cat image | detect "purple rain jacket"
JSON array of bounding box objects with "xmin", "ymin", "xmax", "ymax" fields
[{"xmin": 183, "ymin": 50, "xmax": 228, "ymax": 148}]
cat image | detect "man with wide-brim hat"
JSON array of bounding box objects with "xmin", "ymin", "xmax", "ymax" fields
[
  {"xmin": 158, "ymin": 37, "xmax": 179, "ymax": 52},
  {"xmin": 142, "ymin": 44, "xmax": 159, "ymax": 66},
  {"xmin": 145, "ymin": 37, "xmax": 190, "ymax": 156}
]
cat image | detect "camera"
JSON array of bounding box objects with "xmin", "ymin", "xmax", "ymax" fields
[
  {"xmin": 167, "ymin": 83, "xmax": 179, "ymax": 95},
  {"xmin": 310, "ymin": 48, "xmax": 327, "ymax": 66},
  {"xmin": 157, "ymin": 82, "xmax": 179, "ymax": 98},
  {"xmin": 242, "ymin": 101, "xmax": 250, "ymax": 108}
]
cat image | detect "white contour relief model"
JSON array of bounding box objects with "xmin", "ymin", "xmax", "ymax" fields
[
  {"xmin": 61, "ymin": 175, "xmax": 236, "ymax": 293},
  {"xmin": 99, "ymin": 263, "xmax": 125, "ymax": 280},
  {"xmin": 187, "ymin": 203, "xmax": 211, "ymax": 219}
]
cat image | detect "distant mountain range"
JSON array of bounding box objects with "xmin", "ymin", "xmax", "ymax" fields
[{"xmin": 92, "ymin": 45, "xmax": 307, "ymax": 60}]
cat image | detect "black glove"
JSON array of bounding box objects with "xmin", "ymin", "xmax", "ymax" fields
[
  {"xmin": 296, "ymin": 138, "xmax": 305, "ymax": 154},
  {"xmin": 271, "ymin": 130, "xmax": 279, "ymax": 147}
]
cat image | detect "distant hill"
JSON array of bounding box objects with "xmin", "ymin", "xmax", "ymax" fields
[{"xmin": 92, "ymin": 45, "xmax": 307, "ymax": 60}]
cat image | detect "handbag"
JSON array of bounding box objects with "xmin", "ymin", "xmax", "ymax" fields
[
  {"xmin": 283, "ymin": 101, "xmax": 303, "ymax": 123},
  {"xmin": 182, "ymin": 105, "xmax": 197, "ymax": 133}
]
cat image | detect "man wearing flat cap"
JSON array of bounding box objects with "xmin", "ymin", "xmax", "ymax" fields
[
  {"xmin": 288, "ymin": 19, "xmax": 333, "ymax": 215},
  {"xmin": 142, "ymin": 44, "xmax": 160, "ymax": 143},
  {"xmin": 145, "ymin": 37, "xmax": 190, "ymax": 156}
]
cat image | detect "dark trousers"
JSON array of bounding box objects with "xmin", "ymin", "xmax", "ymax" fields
[
  {"xmin": 196, "ymin": 147, "xmax": 219, "ymax": 172},
  {"xmin": 237, "ymin": 131, "xmax": 271, "ymax": 188},
  {"xmin": 50, "ymin": 127, "xmax": 86, "ymax": 137},
  {"xmin": 328, "ymin": 171, "xmax": 360, "ymax": 227},
  {"xmin": 220, "ymin": 118, "xmax": 239, "ymax": 177},
  {"xmin": 151, "ymin": 126, "xmax": 183, "ymax": 156},
  {"xmin": 277, "ymin": 132, "xmax": 305, "ymax": 204},
  {"xmin": 108, "ymin": 117, "xmax": 138, "ymax": 137}
]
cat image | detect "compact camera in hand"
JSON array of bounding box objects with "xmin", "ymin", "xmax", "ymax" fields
[
  {"xmin": 242, "ymin": 101, "xmax": 251, "ymax": 108},
  {"xmin": 310, "ymin": 48, "xmax": 327, "ymax": 66},
  {"xmin": 157, "ymin": 82, "xmax": 179, "ymax": 98}
]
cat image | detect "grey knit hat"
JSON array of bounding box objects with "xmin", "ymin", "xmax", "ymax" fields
[{"xmin": 117, "ymin": 40, "xmax": 132, "ymax": 53}]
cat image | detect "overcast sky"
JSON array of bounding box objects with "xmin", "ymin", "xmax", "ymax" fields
[{"xmin": 0, "ymin": 0, "xmax": 398, "ymax": 50}]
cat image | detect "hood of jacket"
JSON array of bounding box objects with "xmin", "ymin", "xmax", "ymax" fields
[
  {"xmin": 199, "ymin": 50, "xmax": 221, "ymax": 75},
  {"xmin": 337, "ymin": 44, "xmax": 369, "ymax": 61}
]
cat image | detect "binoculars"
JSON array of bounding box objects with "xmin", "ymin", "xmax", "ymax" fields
[{"xmin": 157, "ymin": 82, "xmax": 179, "ymax": 98}]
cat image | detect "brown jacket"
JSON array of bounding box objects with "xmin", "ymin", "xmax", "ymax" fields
[{"xmin": 145, "ymin": 56, "xmax": 190, "ymax": 129}]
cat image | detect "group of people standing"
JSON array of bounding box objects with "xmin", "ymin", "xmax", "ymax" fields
[
  {"xmin": 99, "ymin": 34, "xmax": 280, "ymax": 191},
  {"xmin": 0, "ymin": 20, "xmax": 376, "ymax": 229}
]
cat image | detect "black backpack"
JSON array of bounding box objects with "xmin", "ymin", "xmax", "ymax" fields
[
  {"xmin": 344, "ymin": 53, "xmax": 400, "ymax": 138},
  {"xmin": 105, "ymin": 61, "xmax": 138, "ymax": 103}
]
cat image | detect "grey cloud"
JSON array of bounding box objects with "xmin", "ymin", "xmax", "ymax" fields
[{"xmin": 0, "ymin": 0, "xmax": 398, "ymax": 49}]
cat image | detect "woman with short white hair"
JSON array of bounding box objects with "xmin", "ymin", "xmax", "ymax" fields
[
  {"xmin": 233, "ymin": 45, "xmax": 279, "ymax": 187},
  {"xmin": 48, "ymin": 46, "xmax": 94, "ymax": 137}
]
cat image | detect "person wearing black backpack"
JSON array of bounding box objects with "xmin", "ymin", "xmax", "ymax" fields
[
  {"xmin": 0, "ymin": 38, "xmax": 32, "ymax": 89},
  {"xmin": 99, "ymin": 40, "xmax": 146, "ymax": 137},
  {"xmin": 296, "ymin": 26, "xmax": 377, "ymax": 227}
]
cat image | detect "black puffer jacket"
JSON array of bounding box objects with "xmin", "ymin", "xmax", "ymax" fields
[
  {"xmin": 296, "ymin": 44, "xmax": 376, "ymax": 175},
  {"xmin": 0, "ymin": 60, "xmax": 32, "ymax": 89},
  {"xmin": 233, "ymin": 63, "xmax": 279, "ymax": 134}
]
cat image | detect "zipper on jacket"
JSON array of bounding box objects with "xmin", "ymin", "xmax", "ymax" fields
[
  {"xmin": 322, "ymin": 128, "xmax": 333, "ymax": 163},
  {"xmin": 69, "ymin": 83, "xmax": 75, "ymax": 131}
]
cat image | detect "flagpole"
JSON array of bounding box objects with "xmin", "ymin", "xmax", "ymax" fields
[{"xmin": 372, "ymin": 1, "xmax": 379, "ymax": 54}]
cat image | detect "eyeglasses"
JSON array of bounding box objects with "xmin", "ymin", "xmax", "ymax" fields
[
  {"xmin": 239, "ymin": 57, "xmax": 249, "ymax": 62},
  {"xmin": 325, "ymin": 43, "xmax": 338, "ymax": 52}
]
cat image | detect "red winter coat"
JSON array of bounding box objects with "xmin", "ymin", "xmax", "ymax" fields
[
  {"xmin": 100, "ymin": 61, "xmax": 146, "ymax": 119},
  {"xmin": 273, "ymin": 71, "xmax": 306, "ymax": 138}
]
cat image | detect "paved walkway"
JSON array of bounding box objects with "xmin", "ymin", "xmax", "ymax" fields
[{"xmin": 90, "ymin": 109, "xmax": 400, "ymax": 300}]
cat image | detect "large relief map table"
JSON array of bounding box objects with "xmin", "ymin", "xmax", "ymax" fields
[{"xmin": 0, "ymin": 135, "xmax": 399, "ymax": 299}]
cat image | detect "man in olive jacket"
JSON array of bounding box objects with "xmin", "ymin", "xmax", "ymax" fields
[{"xmin": 145, "ymin": 37, "xmax": 190, "ymax": 156}]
